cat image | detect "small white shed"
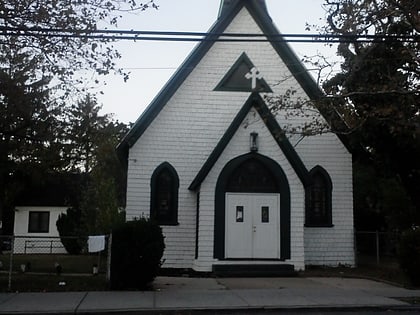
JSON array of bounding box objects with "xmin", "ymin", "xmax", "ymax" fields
[
  {"xmin": 13, "ymin": 206, "xmax": 68, "ymax": 254},
  {"xmin": 12, "ymin": 173, "xmax": 82, "ymax": 254}
]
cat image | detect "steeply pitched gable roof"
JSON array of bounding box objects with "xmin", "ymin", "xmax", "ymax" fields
[
  {"xmin": 189, "ymin": 93, "xmax": 311, "ymax": 191},
  {"xmin": 117, "ymin": 0, "xmax": 349, "ymax": 160},
  {"xmin": 218, "ymin": 0, "xmax": 268, "ymax": 18}
]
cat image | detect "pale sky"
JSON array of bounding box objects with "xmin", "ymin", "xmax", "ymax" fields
[{"xmin": 96, "ymin": 0, "xmax": 336, "ymax": 123}]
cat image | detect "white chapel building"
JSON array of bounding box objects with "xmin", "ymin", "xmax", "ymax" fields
[{"xmin": 117, "ymin": 0, "xmax": 355, "ymax": 274}]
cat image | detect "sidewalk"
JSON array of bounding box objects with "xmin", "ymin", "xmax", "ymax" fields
[{"xmin": 0, "ymin": 277, "xmax": 420, "ymax": 314}]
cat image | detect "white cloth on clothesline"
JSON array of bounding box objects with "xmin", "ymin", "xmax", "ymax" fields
[{"xmin": 88, "ymin": 235, "xmax": 105, "ymax": 253}]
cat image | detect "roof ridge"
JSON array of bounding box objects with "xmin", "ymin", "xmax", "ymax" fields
[{"xmin": 218, "ymin": 0, "xmax": 268, "ymax": 19}]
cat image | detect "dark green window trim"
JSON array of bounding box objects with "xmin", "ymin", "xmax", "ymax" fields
[
  {"xmin": 150, "ymin": 162, "xmax": 179, "ymax": 226},
  {"xmin": 214, "ymin": 153, "xmax": 291, "ymax": 260},
  {"xmin": 189, "ymin": 93, "xmax": 310, "ymax": 191},
  {"xmin": 195, "ymin": 192, "xmax": 200, "ymax": 259},
  {"xmin": 305, "ymin": 166, "xmax": 333, "ymax": 227}
]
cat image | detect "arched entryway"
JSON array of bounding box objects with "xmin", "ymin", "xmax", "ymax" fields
[{"xmin": 214, "ymin": 153, "xmax": 291, "ymax": 260}]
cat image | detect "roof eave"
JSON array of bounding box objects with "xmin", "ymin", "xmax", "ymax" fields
[{"xmin": 116, "ymin": 2, "xmax": 246, "ymax": 160}]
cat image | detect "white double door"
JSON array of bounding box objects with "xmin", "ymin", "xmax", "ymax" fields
[{"xmin": 225, "ymin": 193, "xmax": 280, "ymax": 259}]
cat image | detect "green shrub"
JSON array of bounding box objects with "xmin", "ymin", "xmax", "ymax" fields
[
  {"xmin": 110, "ymin": 218, "xmax": 165, "ymax": 290},
  {"xmin": 56, "ymin": 208, "xmax": 85, "ymax": 254},
  {"xmin": 398, "ymin": 227, "xmax": 420, "ymax": 286}
]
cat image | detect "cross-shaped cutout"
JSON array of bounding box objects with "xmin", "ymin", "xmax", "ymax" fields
[
  {"xmin": 245, "ymin": 67, "xmax": 263, "ymax": 90},
  {"xmin": 214, "ymin": 52, "xmax": 272, "ymax": 93}
]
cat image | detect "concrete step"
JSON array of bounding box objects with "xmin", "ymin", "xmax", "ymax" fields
[{"xmin": 213, "ymin": 263, "xmax": 296, "ymax": 277}]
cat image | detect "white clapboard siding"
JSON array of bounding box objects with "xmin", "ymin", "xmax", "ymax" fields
[{"xmin": 125, "ymin": 6, "xmax": 354, "ymax": 270}]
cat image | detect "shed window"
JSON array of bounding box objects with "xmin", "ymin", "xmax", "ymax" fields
[
  {"xmin": 28, "ymin": 211, "xmax": 50, "ymax": 233},
  {"xmin": 151, "ymin": 162, "xmax": 179, "ymax": 225},
  {"xmin": 305, "ymin": 166, "xmax": 333, "ymax": 227}
]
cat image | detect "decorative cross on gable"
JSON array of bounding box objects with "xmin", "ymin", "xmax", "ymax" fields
[
  {"xmin": 245, "ymin": 67, "xmax": 263, "ymax": 90},
  {"xmin": 214, "ymin": 52, "xmax": 272, "ymax": 93}
]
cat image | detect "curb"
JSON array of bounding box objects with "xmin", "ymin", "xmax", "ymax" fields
[{"xmin": 3, "ymin": 304, "xmax": 420, "ymax": 315}]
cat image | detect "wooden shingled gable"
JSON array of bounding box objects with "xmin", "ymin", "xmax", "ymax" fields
[
  {"xmin": 214, "ymin": 52, "xmax": 273, "ymax": 93},
  {"xmin": 188, "ymin": 93, "xmax": 311, "ymax": 191},
  {"xmin": 117, "ymin": 0, "xmax": 348, "ymax": 161}
]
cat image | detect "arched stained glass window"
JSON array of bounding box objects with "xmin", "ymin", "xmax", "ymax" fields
[
  {"xmin": 226, "ymin": 158, "xmax": 278, "ymax": 193},
  {"xmin": 151, "ymin": 162, "xmax": 179, "ymax": 225},
  {"xmin": 305, "ymin": 166, "xmax": 333, "ymax": 227}
]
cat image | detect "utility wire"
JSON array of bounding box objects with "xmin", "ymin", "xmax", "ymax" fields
[{"xmin": 1, "ymin": 27, "xmax": 418, "ymax": 43}]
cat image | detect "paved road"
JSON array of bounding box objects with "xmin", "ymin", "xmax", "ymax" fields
[
  {"xmin": 0, "ymin": 277, "xmax": 419, "ymax": 314},
  {"xmin": 81, "ymin": 311, "xmax": 420, "ymax": 315},
  {"xmin": 182, "ymin": 312, "xmax": 420, "ymax": 315},
  {"xmin": 177, "ymin": 312, "xmax": 420, "ymax": 315}
]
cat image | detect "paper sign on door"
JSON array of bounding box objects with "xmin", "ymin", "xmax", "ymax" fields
[{"xmin": 236, "ymin": 206, "xmax": 244, "ymax": 222}]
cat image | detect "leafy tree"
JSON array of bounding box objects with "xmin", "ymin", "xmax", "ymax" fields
[
  {"xmin": 79, "ymin": 172, "xmax": 125, "ymax": 236},
  {"xmin": 0, "ymin": 50, "xmax": 65, "ymax": 234},
  {"xmin": 353, "ymin": 161, "xmax": 417, "ymax": 231},
  {"xmin": 56, "ymin": 207, "xmax": 84, "ymax": 254},
  {"xmin": 320, "ymin": 0, "xmax": 419, "ymax": 225},
  {"xmin": 0, "ymin": 0, "xmax": 158, "ymax": 93},
  {"xmin": 55, "ymin": 102, "xmax": 128, "ymax": 248},
  {"xmin": 63, "ymin": 96, "xmax": 129, "ymax": 236},
  {"xmin": 64, "ymin": 94, "xmax": 111, "ymax": 173},
  {"xmin": 0, "ymin": 0, "xmax": 157, "ymax": 234},
  {"xmin": 268, "ymin": 0, "xmax": 419, "ymax": 229}
]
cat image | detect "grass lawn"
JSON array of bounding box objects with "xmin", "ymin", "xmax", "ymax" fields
[
  {"xmin": 1, "ymin": 254, "xmax": 418, "ymax": 292},
  {"xmin": 301, "ymin": 261, "xmax": 417, "ymax": 289},
  {"xmin": 0, "ymin": 253, "xmax": 109, "ymax": 292},
  {"xmin": 0, "ymin": 273, "xmax": 108, "ymax": 292},
  {"xmin": 0, "ymin": 253, "xmax": 106, "ymax": 274}
]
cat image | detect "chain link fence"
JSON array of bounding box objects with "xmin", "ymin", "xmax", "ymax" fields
[
  {"xmin": 354, "ymin": 231, "xmax": 400, "ymax": 266},
  {"xmin": 0, "ymin": 235, "xmax": 111, "ymax": 291},
  {"xmin": 0, "ymin": 231, "xmax": 403, "ymax": 291}
]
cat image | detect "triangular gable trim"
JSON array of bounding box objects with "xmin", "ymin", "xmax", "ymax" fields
[
  {"xmin": 117, "ymin": 5, "xmax": 243, "ymax": 160},
  {"xmin": 117, "ymin": 0, "xmax": 349, "ymax": 160},
  {"xmin": 214, "ymin": 52, "xmax": 273, "ymax": 93},
  {"xmin": 188, "ymin": 93, "xmax": 310, "ymax": 191},
  {"xmin": 116, "ymin": 2, "xmax": 245, "ymax": 160},
  {"xmin": 245, "ymin": 3, "xmax": 350, "ymax": 149}
]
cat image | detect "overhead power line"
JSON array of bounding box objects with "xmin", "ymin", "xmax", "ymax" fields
[{"xmin": 1, "ymin": 27, "xmax": 419, "ymax": 43}]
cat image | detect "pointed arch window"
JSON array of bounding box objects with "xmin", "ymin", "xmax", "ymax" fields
[
  {"xmin": 305, "ymin": 166, "xmax": 333, "ymax": 227},
  {"xmin": 226, "ymin": 158, "xmax": 279, "ymax": 193},
  {"xmin": 151, "ymin": 162, "xmax": 179, "ymax": 225}
]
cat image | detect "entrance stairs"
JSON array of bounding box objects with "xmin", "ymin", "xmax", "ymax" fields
[{"xmin": 212, "ymin": 264, "xmax": 296, "ymax": 277}]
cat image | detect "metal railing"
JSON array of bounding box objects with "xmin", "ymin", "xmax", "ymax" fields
[
  {"xmin": 0, "ymin": 231, "xmax": 402, "ymax": 292},
  {"xmin": 23, "ymin": 238, "xmax": 67, "ymax": 254},
  {"xmin": 0, "ymin": 235, "xmax": 110, "ymax": 292}
]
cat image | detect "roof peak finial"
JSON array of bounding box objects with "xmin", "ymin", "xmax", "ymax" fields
[{"xmin": 218, "ymin": 0, "xmax": 268, "ymax": 18}]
